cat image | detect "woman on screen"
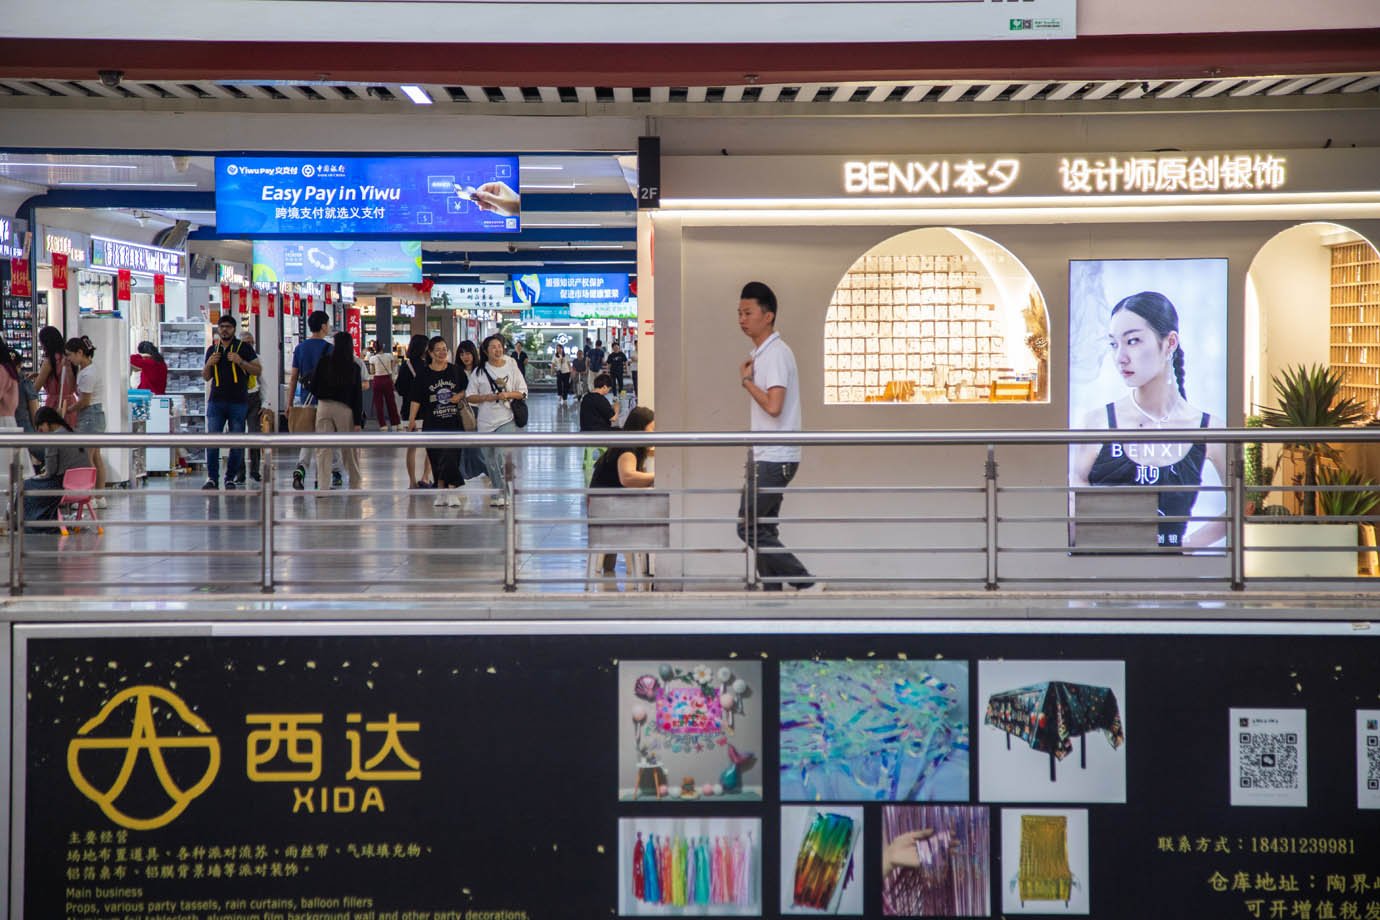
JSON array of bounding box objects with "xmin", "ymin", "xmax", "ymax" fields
[{"xmin": 1070, "ymin": 291, "xmax": 1227, "ymax": 548}]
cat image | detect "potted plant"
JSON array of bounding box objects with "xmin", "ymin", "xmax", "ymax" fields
[
  {"xmin": 1245, "ymin": 364, "xmax": 1369, "ymax": 578},
  {"xmin": 1316, "ymin": 467, "xmax": 1380, "ymax": 576}
]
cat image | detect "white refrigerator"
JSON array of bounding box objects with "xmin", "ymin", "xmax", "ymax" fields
[{"xmin": 77, "ymin": 315, "xmax": 132, "ymax": 484}]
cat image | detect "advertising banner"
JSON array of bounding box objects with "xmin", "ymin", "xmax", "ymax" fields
[
  {"xmin": 15, "ymin": 622, "xmax": 1379, "ymax": 920},
  {"xmin": 251, "ymin": 288, "xmax": 261, "ymax": 315},
  {"xmin": 237, "ymin": 287, "xmax": 248, "ymax": 314},
  {"xmin": 51, "ymin": 251, "xmax": 68, "ymax": 290},
  {"xmin": 347, "ymin": 307, "xmax": 362, "ymax": 354},
  {"xmin": 153, "ymin": 274, "xmax": 166, "ymax": 305},
  {"xmin": 267, "ymin": 292, "xmax": 276, "ymax": 318},
  {"xmin": 220, "ymin": 282, "xmax": 231, "ymax": 307},
  {"xmin": 512, "ymin": 272, "xmax": 630, "ymax": 306},
  {"xmin": 9, "ymin": 257, "xmax": 31, "ymax": 297},
  {"xmin": 1067, "ymin": 259, "xmax": 1229, "ymax": 551},
  {"xmin": 216, "ymin": 155, "xmax": 521, "ymax": 236},
  {"xmin": 116, "ymin": 268, "xmax": 132, "ymax": 302},
  {"xmin": 253, "ymin": 240, "xmax": 423, "ymax": 284}
]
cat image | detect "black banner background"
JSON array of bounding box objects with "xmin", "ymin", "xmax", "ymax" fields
[{"xmin": 20, "ymin": 628, "xmax": 1380, "ymax": 920}]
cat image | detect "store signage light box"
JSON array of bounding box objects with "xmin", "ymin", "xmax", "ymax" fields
[
  {"xmin": 90, "ymin": 236, "xmax": 184, "ymax": 276},
  {"xmin": 253, "ymin": 240, "xmax": 422, "ymax": 284},
  {"xmin": 216, "ymin": 155, "xmax": 521, "ymax": 236},
  {"xmin": 512, "ymin": 273, "xmax": 630, "ymax": 306}
]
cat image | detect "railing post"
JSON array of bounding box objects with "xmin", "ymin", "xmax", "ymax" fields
[
  {"xmin": 503, "ymin": 450, "xmax": 517, "ymax": 592},
  {"xmin": 744, "ymin": 449, "xmax": 758, "ymax": 591},
  {"xmin": 260, "ymin": 445, "xmax": 275, "ymax": 594},
  {"xmin": 985, "ymin": 444, "xmax": 999, "ymax": 591},
  {"xmin": 1230, "ymin": 441, "xmax": 1246, "ymax": 591},
  {"xmin": 9, "ymin": 449, "xmax": 22, "ymax": 596}
]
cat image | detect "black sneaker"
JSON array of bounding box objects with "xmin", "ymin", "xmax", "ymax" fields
[
  {"xmin": 202, "ymin": 479, "xmax": 218, "ymax": 490},
  {"xmin": 249, "ymin": 470, "xmax": 262, "ymax": 482},
  {"xmin": 332, "ymin": 471, "xmax": 343, "ymax": 488},
  {"xmin": 225, "ymin": 480, "xmax": 238, "ymax": 491},
  {"xmin": 292, "ymin": 466, "xmax": 305, "ymax": 491}
]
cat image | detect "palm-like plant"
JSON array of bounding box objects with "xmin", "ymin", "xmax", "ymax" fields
[
  {"xmin": 1257, "ymin": 364, "xmax": 1369, "ymax": 517},
  {"xmin": 1315, "ymin": 467, "xmax": 1380, "ymax": 518}
]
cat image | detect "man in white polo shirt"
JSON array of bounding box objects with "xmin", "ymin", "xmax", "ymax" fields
[{"xmin": 737, "ymin": 281, "xmax": 817, "ymax": 591}]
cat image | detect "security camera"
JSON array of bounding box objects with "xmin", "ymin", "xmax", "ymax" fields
[
  {"xmin": 98, "ymin": 70, "xmax": 124, "ymax": 88},
  {"xmin": 506, "ymin": 243, "xmax": 518, "ymax": 254}
]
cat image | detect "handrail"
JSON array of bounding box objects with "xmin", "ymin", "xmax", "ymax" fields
[{"xmin": 1, "ymin": 426, "xmax": 1376, "ymax": 449}]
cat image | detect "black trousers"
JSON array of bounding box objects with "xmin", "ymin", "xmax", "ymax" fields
[
  {"xmin": 737, "ymin": 460, "xmax": 812, "ymax": 590},
  {"xmin": 556, "ymin": 372, "xmax": 572, "ymax": 400}
]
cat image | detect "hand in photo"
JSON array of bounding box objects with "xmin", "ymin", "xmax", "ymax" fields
[{"xmin": 472, "ymin": 181, "xmax": 520, "ymax": 216}]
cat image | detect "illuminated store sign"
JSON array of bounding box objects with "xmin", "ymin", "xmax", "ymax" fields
[
  {"xmin": 845, "ymin": 159, "xmax": 1022, "ymax": 195},
  {"xmin": 512, "ymin": 272, "xmax": 630, "ymax": 305},
  {"xmin": 42, "ymin": 230, "xmax": 88, "ymax": 265},
  {"xmin": 1058, "ymin": 154, "xmax": 1288, "ymax": 194},
  {"xmin": 842, "ymin": 153, "xmax": 1290, "ymax": 197},
  {"xmin": 0, "ymin": 217, "xmax": 20, "ymax": 260},
  {"xmin": 91, "ymin": 236, "xmax": 184, "ymax": 276}
]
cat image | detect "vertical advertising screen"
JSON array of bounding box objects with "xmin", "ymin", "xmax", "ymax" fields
[
  {"xmin": 216, "ymin": 155, "xmax": 521, "ymax": 236},
  {"xmin": 1068, "ymin": 259, "xmax": 1229, "ymax": 551}
]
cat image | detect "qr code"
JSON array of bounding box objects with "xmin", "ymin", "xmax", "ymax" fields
[
  {"xmin": 1366, "ymin": 734, "xmax": 1380, "ymax": 792},
  {"xmin": 1237, "ymin": 731, "xmax": 1300, "ymax": 789}
]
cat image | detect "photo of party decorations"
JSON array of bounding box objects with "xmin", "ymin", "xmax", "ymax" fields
[
  {"xmin": 1000, "ymin": 809, "xmax": 1089, "ymax": 915},
  {"xmin": 882, "ymin": 806, "xmax": 991, "ymax": 917},
  {"xmin": 781, "ymin": 807, "xmax": 864, "ymax": 915},
  {"xmin": 780, "ymin": 660, "xmax": 970, "ymax": 802},
  {"xmin": 978, "ymin": 661, "xmax": 1126, "ymax": 803},
  {"xmin": 618, "ymin": 818, "xmax": 762, "ymax": 917},
  {"xmin": 620, "ymin": 662, "xmax": 763, "ymax": 802}
]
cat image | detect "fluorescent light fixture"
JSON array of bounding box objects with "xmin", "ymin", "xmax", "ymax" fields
[
  {"xmin": 519, "ymin": 164, "xmax": 565, "ymax": 171},
  {"xmin": 537, "ymin": 244, "xmax": 625, "ymax": 250},
  {"xmin": 57, "ymin": 181, "xmax": 200, "ymax": 188},
  {"xmin": 523, "ymin": 222, "xmax": 604, "ymax": 228},
  {"xmin": 399, "ymin": 85, "xmax": 432, "ymax": 105},
  {"xmin": 0, "ymin": 161, "xmax": 139, "ymax": 170},
  {"xmin": 523, "ymin": 183, "xmax": 583, "ymax": 190}
]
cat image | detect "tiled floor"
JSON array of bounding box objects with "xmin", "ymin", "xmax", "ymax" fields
[{"xmin": 8, "ymin": 392, "xmax": 653, "ymax": 595}]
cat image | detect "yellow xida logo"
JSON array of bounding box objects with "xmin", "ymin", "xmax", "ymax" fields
[{"xmin": 67, "ymin": 685, "xmax": 221, "ymax": 830}]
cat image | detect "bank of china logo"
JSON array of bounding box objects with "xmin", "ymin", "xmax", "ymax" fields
[
  {"xmin": 302, "ymin": 163, "xmax": 316, "ymax": 178},
  {"xmin": 67, "ymin": 686, "xmax": 221, "ymax": 831}
]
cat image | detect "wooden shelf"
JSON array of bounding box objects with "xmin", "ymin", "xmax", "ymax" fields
[{"xmin": 1331, "ymin": 241, "xmax": 1380, "ymax": 416}]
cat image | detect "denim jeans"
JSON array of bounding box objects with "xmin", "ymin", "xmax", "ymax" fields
[
  {"xmin": 480, "ymin": 421, "xmax": 517, "ymax": 493},
  {"xmin": 738, "ymin": 460, "xmax": 812, "ymax": 589},
  {"xmin": 206, "ymin": 399, "xmax": 248, "ymax": 484}
]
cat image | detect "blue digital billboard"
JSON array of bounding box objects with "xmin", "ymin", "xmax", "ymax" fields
[
  {"xmin": 216, "ymin": 155, "xmax": 521, "ymax": 236},
  {"xmin": 512, "ymin": 272, "xmax": 630, "ymax": 306},
  {"xmin": 252, "ymin": 240, "xmax": 423, "ymax": 283}
]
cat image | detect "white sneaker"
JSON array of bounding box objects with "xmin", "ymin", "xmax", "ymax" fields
[
  {"xmin": 433, "ymin": 495, "xmax": 448, "ymax": 507},
  {"xmin": 489, "ymin": 496, "xmax": 507, "ymax": 508},
  {"xmin": 446, "ymin": 492, "xmax": 464, "ymax": 507},
  {"xmin": 795, "ymin": 582, "xmax": 826, "ymax": 593},
  {"xmin": 93, "ymin": 497, "xmax": 109, "ymax": 509}
]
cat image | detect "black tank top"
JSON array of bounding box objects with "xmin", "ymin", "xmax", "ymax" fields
[{"xmin": 1087, "ymin": 403, "xmax": 1210, "ymax": 547}]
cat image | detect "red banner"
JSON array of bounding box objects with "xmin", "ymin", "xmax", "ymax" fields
[
  {"xmin": 9, "ymin": 258, "xmax": 31, "ymax": 297},
  {"xmin": 307, "ymin": 294, "xmax": 314, "ymax": 313},
  {"xmin": 267, "ymin": 292, "xmax": 276, "ymax": 318},
  {"xmin": 291, "ymin": 293, "xmax": 300, "ymax": 316},
  {"xmin": 153, "ymin": 273, "xmax": 165, "ymax": 305},
  {"xmin": 237, "ymin": 287, "xmax": 247, "ymax": 313},
  {"xmin": 325, "ymin": 285, "xmax": 334, "ymax": 304},
  {"xmin": 347, "ymin": 307, "xmax": 362, "ymax": 355},
  {"xmin": 51, "ymin": 252, "xmax": 68, "ymax": 290},
  {"xmin": 251, "ymin": 289, "xmax": 261, "ymax": 315},
  {"xmin": 117, "ymin": 268, "xmax": 132, "ymax": 301},
  {"xmin": 220, "ymin": 282, "xmax": 230, "ymax": 306}
]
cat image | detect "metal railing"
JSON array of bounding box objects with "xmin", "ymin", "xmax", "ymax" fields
[{"xmin": 2, "ymin": 426, "xmax": 1378, "ymax": 595}]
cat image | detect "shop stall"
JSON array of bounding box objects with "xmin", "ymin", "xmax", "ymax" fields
[{"xmin": 648, "ymin": 146, "xmax": 1380, "ymax": 584}]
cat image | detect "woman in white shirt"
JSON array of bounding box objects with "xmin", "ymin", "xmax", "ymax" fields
[
  {"xmin": 63, "ymin": 335, "xmax": 107, "ymax": 504},
  {"xmin": 465, "ymin": 334, "xmax": 528, "ymax": 508},
  {"xmin": 366, "ymin": 341, "xmax": 401, "ymax": 430},
  {"xmin": 552, "ymin": 345, "xmax": 573, "ymax": 403}
]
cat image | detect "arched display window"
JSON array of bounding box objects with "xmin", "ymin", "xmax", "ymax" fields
[
  {"xmin": 1245, "ymin": 222, "xmax": 1380, "ymax": 419},
  {"xmin": 823, "ymin": 228, "xmax": 1049, "ymax": 405}
]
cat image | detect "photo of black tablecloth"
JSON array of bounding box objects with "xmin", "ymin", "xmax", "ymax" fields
[{"xmin": 985, "ymin": 681, "xmax": 1124, "ymax": 761}]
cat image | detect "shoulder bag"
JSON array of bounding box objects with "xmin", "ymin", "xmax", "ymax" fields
[
  {"xmin": 457, "ymin": 369, "xmax": 478, "ymax": 432},
  {"xmin": 483, "ymin": 366, "xmax": 527, "ymax": 429}
]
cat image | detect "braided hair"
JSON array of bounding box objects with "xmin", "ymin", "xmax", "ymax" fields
[{"xmin": 1111, "ymin": 291, "xmax": 1185, "ymax": 399}]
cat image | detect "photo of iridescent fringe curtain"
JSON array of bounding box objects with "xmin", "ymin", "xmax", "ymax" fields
[{"xmin": 882, "ymin": 806, "xmax": 991, "ymax": 917}]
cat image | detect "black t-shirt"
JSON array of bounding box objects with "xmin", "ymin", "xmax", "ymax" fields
[
  {"xmin": 590, "ymin": 447, "xmax": 638, "ymax": 489},
  {"xmin": 607, "ymin": 351, "xmax": 627, "ymax": 377},
  {"xmin": 587, "ymin": 347, "xmax": 605, "ymax": 371},
  {"xmin": 414, "ymin": 363, "xmax": 468, "ymax": 429},
  {"xmin": 204, "ymin": 339, "xmax": 258, "ymax": 403},
  {"xmin": 580, "ymin": 392, "xmax": 615, "ymax": 431}
]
